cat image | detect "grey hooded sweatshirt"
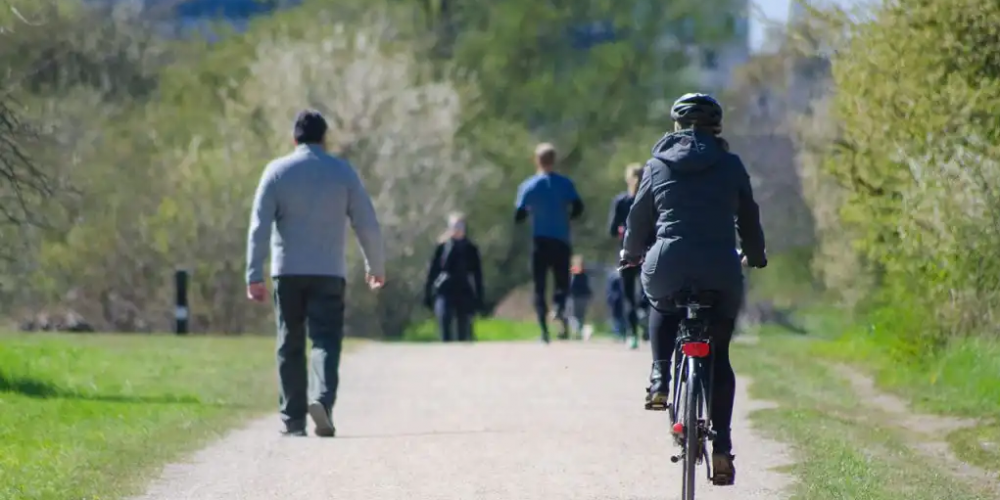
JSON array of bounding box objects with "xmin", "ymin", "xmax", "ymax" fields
[{"xmin": 622, "ymin": 129, "xmax": 766, "ymax": 317}]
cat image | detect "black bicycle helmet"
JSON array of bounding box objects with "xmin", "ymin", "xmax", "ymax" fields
[{"xmin": 670, "ymin": 93, "xmax": 723, "ymax": 127}]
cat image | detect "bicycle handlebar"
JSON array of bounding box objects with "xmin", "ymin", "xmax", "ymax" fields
[{"xmin": 618, "ymin": 248, "xmax": 746, "ymax": 272}]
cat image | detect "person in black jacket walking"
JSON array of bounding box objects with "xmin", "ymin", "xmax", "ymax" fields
[
  {"xmin": 607, "ymin": 163, "xmax": 649, "ymax": 349},
  {"xmin": 424, "ymin": 212, "xmax": 484, "ymax": 342}
]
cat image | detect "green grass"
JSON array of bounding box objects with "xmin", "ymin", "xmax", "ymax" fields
[
  {"xmin": 948, "ymin": 423, "xmax": 1000, "ymax": 474},
  {"xmin": 812, "ymin": 330, "xmax": 1000, "ymax": 473},
  {"xmin": 401, "ymin": 317, "xmax": 623, "ymax": 342},
  {"xmin": 0, "ymin": 333, "xmax": 279, "ymax": 500},
  {"xmin": 401, "ymin": 318, "xmax": 546, "ymax": 342},
  {"xmin": 735, "ymin": 331, "xmax": 996, "ymax": 500}
]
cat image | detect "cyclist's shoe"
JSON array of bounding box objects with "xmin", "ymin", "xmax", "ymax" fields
[
  {"xmin": 644, "ymin": 360, "xmax": 671, "ymax": 411},
  {"xmin": 308, "ymin": 401, "xmax": 336, "ymax": 437},
  {"xmin": 645, "ymin": 390, "xmax": 670, "ymax": 411},
  {"xmin": 711, "ymin": 453, "xmax": 736, "ymax": 486}
]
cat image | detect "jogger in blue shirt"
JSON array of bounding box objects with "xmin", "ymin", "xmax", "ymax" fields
[{"xmin": 514, "ymin": 143, "xmax": 584, "ymax": 342}]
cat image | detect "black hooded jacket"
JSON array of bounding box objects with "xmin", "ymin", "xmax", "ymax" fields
[
  {"xmin": 622, "ymin": 129, "xmax": 766, "ymax": 312},
  {"xmin": 424, "ymin": 237, "xmax": 484, "ymax": 308}
]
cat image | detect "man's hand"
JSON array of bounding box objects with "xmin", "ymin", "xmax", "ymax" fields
[
  {"xmin": 246, "ymin": 282, "xmax": 267, "ymax": 302},
  {"xmin": 366, "ymin": 274, "xmax": 385, "ymax": 290}
]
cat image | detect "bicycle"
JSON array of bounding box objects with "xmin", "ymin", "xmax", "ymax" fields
[
  {"xmin": 665, "ymin": 288, "xmax": 724, "ymax": 500},
  {"xmin": 619, "ymin": 249, "xmax": 749, "ymax": 499}
]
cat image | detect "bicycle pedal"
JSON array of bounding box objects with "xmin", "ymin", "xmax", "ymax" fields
[{"xmin": 644, "ymin": 401, "xmax": 669, "ymax": 411}]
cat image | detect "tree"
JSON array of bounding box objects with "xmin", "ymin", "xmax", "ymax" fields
[
  {"xmin": 0, "ymin": 2, "xmax": 61, "ymax": 241},
  {"xmin": 202, "ymin": 10, "xmax": 498, "ymax": 336},
  {"xmin": 421, "ymin": 0, "xmax": 746, "ymax": 302},
  {"xmin": 0, "ymin": 99, "xmax": 50, "ymax": 231},
  {"xmin": 818, "ymin": 0, "xmax": 1000, "ymax": 344}
]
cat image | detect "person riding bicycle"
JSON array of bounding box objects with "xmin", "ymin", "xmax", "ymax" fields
[
  {"xmin": 515, "ymin": 143, "xmax": 585, "ymax": 343},
  {"xmin": 607, "ymin": 163, "xmax": 650, "ymax": 349},
  {"xmin": 619, "ymin": 93, "xmax": 767, "ymax": 485}
]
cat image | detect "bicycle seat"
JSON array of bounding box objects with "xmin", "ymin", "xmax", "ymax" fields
[{"xmin": 671, "ymin": 289, "xmax": 721, "ymax": 309}]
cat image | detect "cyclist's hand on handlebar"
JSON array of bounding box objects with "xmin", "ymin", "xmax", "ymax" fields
[
  {"xmin": 618, "ymin": 260, "xmax": 640, "ymax": 271},
  {"xmin": 618, "ymin": 249, "xmax": 642, "ymax": 271},
  {"xmin": 737, "ymin": 248, "xmax": 767, "ymax": 269}
]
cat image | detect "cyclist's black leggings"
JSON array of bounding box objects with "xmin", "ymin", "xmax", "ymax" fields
[{"xmin": 649, "ymin": 307, "xmax": 737, "ymax": 453}]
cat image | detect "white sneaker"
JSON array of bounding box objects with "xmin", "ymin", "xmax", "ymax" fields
[
  {"xmin": 581, "ymin": 324, "xmax": 594, "ymax": 342},
  {"xmin": 308, "ymin": 401, "xmax": 335, "ymax": 437}
]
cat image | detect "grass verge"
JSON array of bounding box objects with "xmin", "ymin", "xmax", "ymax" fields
[
  {"xmin": 809, "ymin": 323, "xmax": 1000, "ymax": 474},
  {"xmin": 734, "ymin": 331, "xmax": 996, "ymax": 500},
  {"xmin": 0, "ymin": 332, "xmax": 279, "ymax": 500},
  {"xmin": 401, "ymin": 317, "xmax": 623, "ymax": 342},
  {"xmin": 401, "ymin": 318, "xmax": 542, "ymax": 342}
]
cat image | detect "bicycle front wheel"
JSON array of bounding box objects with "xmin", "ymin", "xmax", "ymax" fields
[{"xmin": 681, "ymin": 356, "xmax": 701, "ymax": 500}]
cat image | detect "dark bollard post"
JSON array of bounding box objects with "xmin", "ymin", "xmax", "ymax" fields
[{"xmin": 175, "ymin": 268, "xmax": 189, "ymax": 335}]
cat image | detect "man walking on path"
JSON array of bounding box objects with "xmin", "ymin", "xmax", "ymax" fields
[
  {"xmin": 514, "ymin": 142, "xmax": 584, "ymax": 343},
  {"xmin": 245, "ymin": 109, "xmax": 386, "ymax": 438}
]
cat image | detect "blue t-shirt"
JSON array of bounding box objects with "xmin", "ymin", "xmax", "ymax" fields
[{"xmin": 515, "ymin": 172, "xmax": 581, "ymax": 243}]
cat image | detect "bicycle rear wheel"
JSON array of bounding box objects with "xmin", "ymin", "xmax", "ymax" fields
[{"xmin": 681, "ymin": 357, "xmax": 700, "ymax": 500}]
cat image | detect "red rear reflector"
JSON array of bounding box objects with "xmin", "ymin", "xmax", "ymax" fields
[
  {"xmin": 673, "ymin": 423, "xmax": 684, "ymax": 434},
  {"xmin": 682, "ymin": 342, "xmax": 711, "ymax": 358}
]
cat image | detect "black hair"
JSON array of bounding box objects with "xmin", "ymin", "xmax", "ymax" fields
[{"xmin": 293, "ymin": 109, "xmax": 328, "ymax": 144}]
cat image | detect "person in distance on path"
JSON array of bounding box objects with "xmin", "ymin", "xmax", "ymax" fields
[
  {"xmin": 514, "ymin": 142, "xmax": 585, "ymax": 343},
  {"xmin": 245, "ymin": 109, "xmax": 386, "ymax": 438},
  {"xmin": 604, "ymin": 269, "xmax": 627, "ymax": 341},
  {"xmin": 424, "ymin": 212, "xmax": 485, "ymax": 342},
  {"xmin": 620, "ymin": 93, "xmax": 767, "ymax": 485},
  {"xmin": 607, "ymin": 163, "xmax": 650, "ymax": 350},
  {"xmin": 567, "ymin": 255, "xmax": 593, "ymax": 340}
]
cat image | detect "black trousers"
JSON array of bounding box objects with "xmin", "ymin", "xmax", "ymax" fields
[
  {"xmin": 273, "ymin": 275, "xmax": 346, "ymax": 428},
  {"xmin": 649, "ymin": 307, "xmax": 736, "ymax": 453},
  {"xmin": 434, "ymin": 296, "xmax": 474, "ymax": 342},
  {"xmin": 530, "ymin": 237, "xmax": 572, "ymax": 320},
  {"xmin": 620, "ymin": 266, "xmax": 649, "ymax": 339}
]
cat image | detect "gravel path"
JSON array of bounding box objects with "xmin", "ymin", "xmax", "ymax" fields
[{"xmin": 132, "ymin": 342, "xmax": 793, "ymax": 500}]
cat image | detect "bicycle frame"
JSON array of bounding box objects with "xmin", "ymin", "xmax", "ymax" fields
[{"xmin": 668, "ymin": 299, "xmax": 717, "ymax": 484}]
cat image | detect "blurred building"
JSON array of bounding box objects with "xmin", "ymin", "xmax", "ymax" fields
[{"xmin": 684, "ymin": 2, "xmax": 752, "ymax": 91}]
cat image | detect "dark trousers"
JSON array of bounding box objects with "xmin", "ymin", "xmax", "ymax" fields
[
  {"xmin": 434, "ymin": 296, "xmax": 474, "ymax": 342},
  {"xmin": 649, "ymin": 307, "xmax": 736, "ymax": 453},
  {"xmin": 273, "ymin": 275, "xmax": 346, "ymax": 428},
  {"xmin": 620, "ymin": 266, "xmax": 648, "ymax": 339},
  {"xmin": 607, "ymin": 299, "xmax": 626, "ymax": 338},
  {"xmin": 531, "ymin": 237, "xmax": 571, "ymax": 328}
]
